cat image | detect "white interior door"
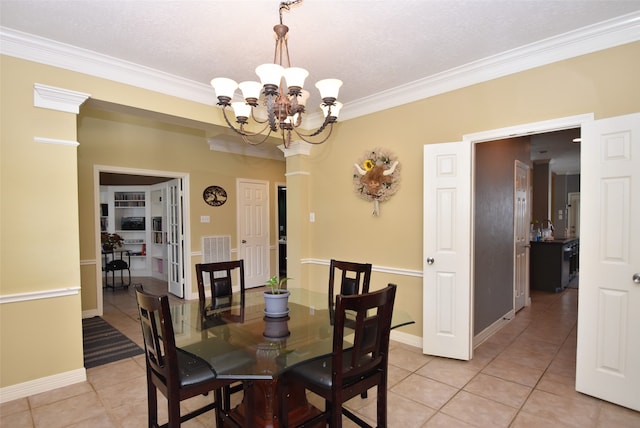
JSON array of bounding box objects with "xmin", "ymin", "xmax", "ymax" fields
[
  {"xmin": 237, "ymin": 179, "xmax": 270, "ymax": 288},
  {"xmin": 576, "ymin": 113, "xmax": 640, "ymax": 411},
  {"xmin": 514, "ymin": 160, "xmax": 530, "ymax": 312},
  {"xmin": 166, "ymin": 178, "xmax": 184, "ymax": 298},
  {"xmin": 423, "ymin": 141, "xmax": 473, "ymax": 360}
]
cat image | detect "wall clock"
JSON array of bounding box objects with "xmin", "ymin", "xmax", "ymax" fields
[{"xmin": 203, "ymin": 185, "xmax": 227, "ymax": 207}]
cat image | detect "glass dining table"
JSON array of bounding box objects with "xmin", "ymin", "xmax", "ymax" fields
[{"xmin": 169, "ymin": 287, "xmax": 413, "ymax": 427}]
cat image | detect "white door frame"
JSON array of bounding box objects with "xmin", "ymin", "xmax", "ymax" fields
[
  {"xmin": 463, "ymin": 113, "xmax": 593, "ymax": 349},
  {"xmin": 93, "ymin": 165, "xmax": 191, "ymax": 315}
]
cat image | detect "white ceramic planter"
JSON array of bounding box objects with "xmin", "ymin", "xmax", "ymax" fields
[{"xmin": 263, "ymin": 290, "xmax": 290, "ymax": 317}]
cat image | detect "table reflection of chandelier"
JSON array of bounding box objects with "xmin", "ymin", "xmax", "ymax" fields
[{"xmin": 211, "ymin": 0, "xmax": 343, "ymax": 148}]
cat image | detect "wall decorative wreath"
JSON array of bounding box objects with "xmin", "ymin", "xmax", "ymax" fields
[{"xmin": 353, "ymin": 148, "xmax": 400, "ymax": 216}]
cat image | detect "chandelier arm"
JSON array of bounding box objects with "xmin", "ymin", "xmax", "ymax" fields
[
  {"xmin": 295, "ymin": 113, "xmax": 333, "ymax": 138},
  {"xmin": 240, "ymin": 132, "xmax": 274, "ymax": 146},
  {"xmin": 249, "ymin": 108, "xmax": 269, "ymax": 125},
  {"xmin": 220, "ymin": 107, "xmax": 247, "ymax": 136},
  {"xmin": 291, "ymin": 123, "xmax": 334, "ymax": 145},
  {"xmin": 221, "ymin": 106, "xmax": 273, "ymax": 140}
]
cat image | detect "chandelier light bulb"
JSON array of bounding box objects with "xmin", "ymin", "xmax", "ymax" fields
[
  {"xmin": 210, "ymin": 77, "xmax": 238, "ymax": 101},
  {"xmin": 256, "ymin": 64, "xmax": 284, "ymax": 88},
  {"xmin": 283, "ymin": 67, "xmax": 309, "ymax": 93},
  {"xmin": 238, "ymin": 81, "xmax": 262, "ymax": 104},
  {"xmin": 231, "ymin": 102, "xmax": 251, "ymax": 122},
  {"xmin": 315, "ymin": 78, "xmax": 343, "ymax": 102}
]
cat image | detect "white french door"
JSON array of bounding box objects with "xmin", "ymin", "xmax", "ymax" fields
[
  {"xmin": 576, "ymin": 113, "xmax": 640, "ymax": 411},
  {"xmin": 423, "ymin": 141, "xmax": 473, "ymax": 360},
  {"xmin": 237, "ymin": 179, "xmax": 270, "ymax": 288},
  {"xmin": 166, "ymin": 178, "xmax": 184, "ymax": 298}
]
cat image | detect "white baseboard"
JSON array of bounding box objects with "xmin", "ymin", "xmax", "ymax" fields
[
  {"xmin": 82, "ymin": 309, "xmax": 99, "ymax": 318},
  {"xmin": 390, "ymin": 330, "xmax": 422, "ymax": 349},
  {"xmin": 473, "ymin": 309, "xmax": 515, "ymax": 348},
  {"xmin": 0, "ymin": 368, "xmax": 86, "ymax": 404}
]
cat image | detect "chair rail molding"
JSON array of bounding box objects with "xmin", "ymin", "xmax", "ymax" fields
[
  {"xmin": 301, "ymin": 258, "xmax": 423, "ymax": 278},
  {"xmin": 33, "ymin": 136, "xmax": 79, "ymax": 146},
  {"xmin": 0, "ymin": 286, "xmax": 81, "ymax": 304}
]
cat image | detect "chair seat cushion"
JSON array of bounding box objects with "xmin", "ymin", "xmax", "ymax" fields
[
  {"xmin": 290, "ymin": 356, "xmax": 333, "ymax": 388},
  {"xmin": 180, "ymin": 337, "xmax": 255, "ymax": 377},
  {"xmin": 176, "ymin": 349, "xmax": 217, "ymax": 387},
  {"xmin": 288, "ymin": 350, "xmax": 375, "ymax": 390}
]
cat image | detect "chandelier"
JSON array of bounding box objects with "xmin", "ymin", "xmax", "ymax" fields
[{"xmin": 211, "ymin": 0, "xmax": 343, "ymax": 148}]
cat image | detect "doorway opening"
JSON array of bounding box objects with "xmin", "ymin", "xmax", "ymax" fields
[
  {"xmin": 277, "ymin": 184, "xmax": 287, "ymax": 277},
  {"xmin": 469, "ymin": 114, "xmax": 586, "ymax": 348},
  {"xmin": 94, "ymin": 166, "xmax": 191, "ymax": 315}
]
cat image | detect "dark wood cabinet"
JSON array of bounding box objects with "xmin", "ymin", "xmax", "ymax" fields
[{"xmin": 530, "ymin": 238, "xmax": 579, "ymax": 292}]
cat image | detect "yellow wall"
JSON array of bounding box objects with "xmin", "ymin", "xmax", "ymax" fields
[
  {"xmin": 1, "ymin": 56, "xmax": 85, "ymax": 387},
  {"xmin": 1, "ymin": 41, "xmax": 639, "ymax": 390}
]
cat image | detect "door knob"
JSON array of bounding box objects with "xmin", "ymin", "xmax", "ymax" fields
[
  {"xmin": 241, "ymin": 239, "xmax": 247, "ymax": 244},
  {"xmin": 426, "ymin": 257, "xmax": 435, "ymax": 265},
  {"xmin": 633, "ymin": 273, "xmax": 640, "ymax": 284}
]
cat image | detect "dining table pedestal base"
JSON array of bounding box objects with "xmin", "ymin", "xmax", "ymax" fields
[{"xmin": 228, "ymin": 378, "xmax": 323, "ymax": 428}]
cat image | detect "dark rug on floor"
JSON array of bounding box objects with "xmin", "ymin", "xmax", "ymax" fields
[{"xmin": 82, "ymin": 316, "xmax": 143, "ymax": 368}]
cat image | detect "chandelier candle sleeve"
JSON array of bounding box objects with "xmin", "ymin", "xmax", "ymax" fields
[{"xmin": 210, "ymin": 0, "xmax": 342, "ymax": 148}]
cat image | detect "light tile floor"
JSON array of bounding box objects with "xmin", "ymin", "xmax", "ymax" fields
[{"xmin": 2, "ymin": 278, "xmax": 640, "ymax": 427}]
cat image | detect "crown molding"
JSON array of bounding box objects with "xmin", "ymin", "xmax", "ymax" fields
[
  {"xmin": 341, "ymin": 11, "xmax": 640, "ymax": 122},
  {"xmin": 1, "ymin": 27, "xmax": 215, "ymax": 106},
  {"xmin": 2, "ymin": 11, "xmax": 639, "ymax": 123}
]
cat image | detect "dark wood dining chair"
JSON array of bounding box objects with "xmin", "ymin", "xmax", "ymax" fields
[
  {"xmin": 195, "ymin": 260, "xmax": 246, "ymax": 409},
  {"xmin": 328, "ymin": 259, "xmax": 372, "ymax": 311},
  {"xmin": 279, "ymin": 283, "xmax": 397, "ymax": 428},
  {"xmin": 196, "ymin": 260, "xmax": 246, "ymax": 325},
  {"xmin": 134, "ymin": 285, "xmax": 239, "ymax": 428}
]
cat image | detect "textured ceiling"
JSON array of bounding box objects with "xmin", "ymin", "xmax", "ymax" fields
[
  {"xmin": 1, "ymin": 0, "xmax": 638, "ymax": 173},
  {"xmin": 2, "ymin": 0, "xmax": 639, "ymax": 106}
]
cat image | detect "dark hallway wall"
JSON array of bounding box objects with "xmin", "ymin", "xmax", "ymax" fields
[{"xmin": 474, "ymin": 137, "xmax": 530, "ymax": 335}]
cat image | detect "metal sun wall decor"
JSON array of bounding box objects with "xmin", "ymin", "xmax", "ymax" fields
[{"xmin": 353, "ymin": 148, "xmax": 400, "ymax": 216}]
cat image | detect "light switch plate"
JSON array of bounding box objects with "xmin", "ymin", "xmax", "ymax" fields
[{"xmin": 200, "ymin": 215, "xmax": 210, "ymax": 223}]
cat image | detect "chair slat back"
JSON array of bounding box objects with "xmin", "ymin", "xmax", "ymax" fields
[
  {"xmin": 332, "ymin": 284, "xmax": 397, "ymax": 387},
  {"xmin": 328, "ymin": 259, "xmax": 372, "ymax": 310},
  {"xmin": 196, "ymin": 260, "xmax": 246, "ymax": 314},
  {"xmin": 135, "ymin": 286, "xmax": 178, "ymax": 385}
]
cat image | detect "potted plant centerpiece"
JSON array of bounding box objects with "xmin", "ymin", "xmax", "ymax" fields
[{"xmin": 263, "ymin": 275, "xmax": 291, "ymax": 317}]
